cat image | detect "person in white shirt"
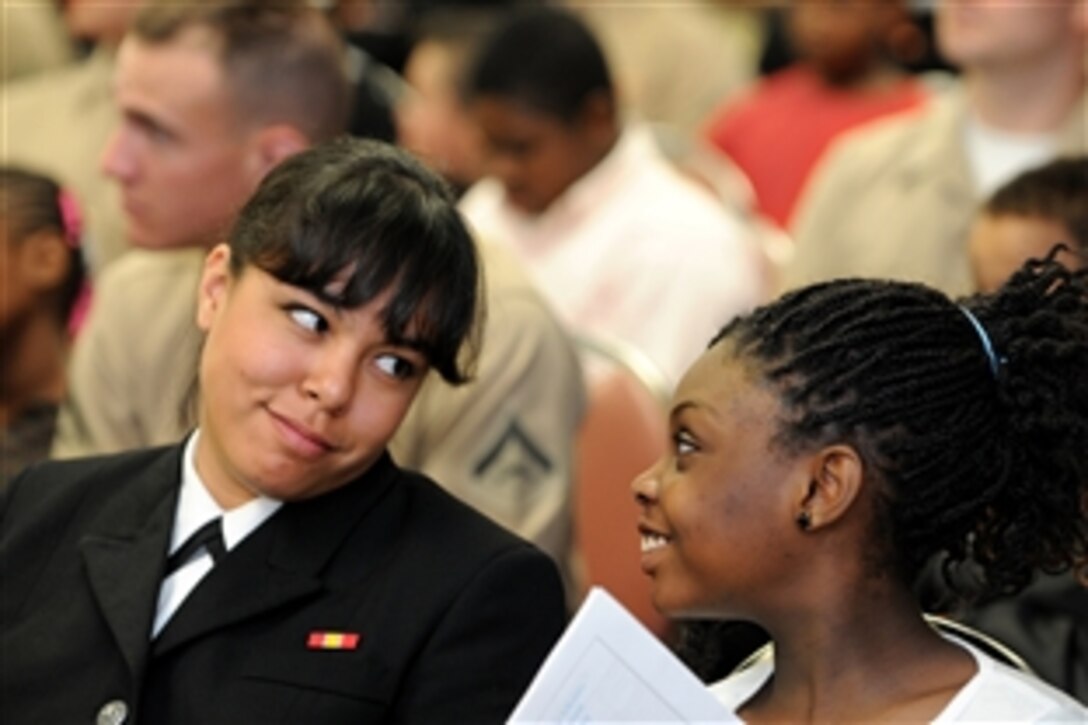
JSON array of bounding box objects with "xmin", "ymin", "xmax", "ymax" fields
[
  {"xmin": 632, "ymin": 253, "xmax": 1088, "ymax": 721},
  {"xmin": 710, "ymin": 632, "xmax": 1086, "ymax": 722},
  {"xmin": 459, "ymin": 6, "xmax": 766, "ymax": 387}
]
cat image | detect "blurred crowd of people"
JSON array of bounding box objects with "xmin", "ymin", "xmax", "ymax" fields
[{"xmin": 2, "ymin": 0, "xmax": 1086, "ymax": 720}]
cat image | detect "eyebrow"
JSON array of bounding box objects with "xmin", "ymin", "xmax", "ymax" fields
[
  {"xmin": 289, "ymin": 276, "xmax": 434, "ymax": 359},
  {"xmin": 322, "ymin": 293, "xmax": 433, "ymax": 358},
  {"xmin": 123, "ymin": 108, "xmax": 180, "ymax": 143},
  {"xmin": 669, "ymin": 401, "xmax": 698, "ymax": 422},
  {"xmin": 386, "ymin": 331, "xmax": 431, "ymax": 358}
]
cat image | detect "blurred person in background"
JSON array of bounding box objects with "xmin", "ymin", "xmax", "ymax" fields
[
  {"xmin": 395, "ymin": 5, "xmax": 500, "ymax": 197},
  {"xmin": 0, "ymin": 167, "xmax": 87, "ymax": 489},
  {"xmin": 571, "ymin": 1, "xmax": 765, "ymax": 143},
  {"xmin": 2, "ymin": 0, "xmax": 144, "ymax": 277},
  {"xmin": 1, "ymin": 2, "xmax": 74, "ymax": 82},
  {"xmin": 703, "ymin": 0, "xmax": 930, "ymax": 230},
  {"xmin": 785, "ymin": 0, "xmax": 1086, "ymax": 297},
  {"xmin": 460, "ymin": 5, "xmax": 766, "ymax": 387},
  {"xmin": 968, "ymin": 155, "xmax": 1086, "ymax": 293}
]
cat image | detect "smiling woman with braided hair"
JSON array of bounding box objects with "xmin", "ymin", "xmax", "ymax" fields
[{"xmin": 633, "ymin": 249, "xmax": 1088, "ymax": 722}]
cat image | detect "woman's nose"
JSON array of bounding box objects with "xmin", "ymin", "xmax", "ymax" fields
[
  {"xmin": 631, "ymin": 459, "xmax": 662, "ymax": 507},
  {"xmin": 303, "ymin": 347, "xmax": 358, "ymax": 413}
]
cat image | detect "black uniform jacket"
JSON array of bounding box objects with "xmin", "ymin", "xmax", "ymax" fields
[{"xmin": 0, "ymin": 445, "xmax": 566, "ymax": 723}]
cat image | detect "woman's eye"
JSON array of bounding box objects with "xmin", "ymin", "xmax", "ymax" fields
[
  {"xmin": 673, "ymin": 430, "xmax": 697, "ymax": 457},
  {"xmin": 375, "ymin": 353, "xmax": 417, "ymax": 380},
  {"xmin": 288, "ymin": 306, "xmax": 326, "ymax": 333}
]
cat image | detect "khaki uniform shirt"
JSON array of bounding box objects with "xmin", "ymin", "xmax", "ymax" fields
[
  {"xmin": 2, "ymin": 49, "xmax": 125, "ymax": 277},
  {"xmin": 1, "ymin": 5, "xmax": 73, "ymax": 83},
  {"xmin": 785, "ymin": 86, "xmax": 1087, "ymax": 297}
]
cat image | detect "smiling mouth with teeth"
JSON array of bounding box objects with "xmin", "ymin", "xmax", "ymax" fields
[{"xmin": 640, "ymin": 533, "xmax": 669, "ymax": 553}]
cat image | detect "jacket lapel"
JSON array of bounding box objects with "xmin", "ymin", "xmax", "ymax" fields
[
  {"xmin": 80, "ymin": 446, "xmax": 181, "ymax": 685},
  {"xmin": 153, "ymin": 453, "xmax": 401, "ymax": 657}
]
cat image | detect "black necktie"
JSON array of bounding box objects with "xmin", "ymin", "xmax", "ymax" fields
[{"xmin": 164, "ymin": 518, "xmax": 226, "ymax": 575}]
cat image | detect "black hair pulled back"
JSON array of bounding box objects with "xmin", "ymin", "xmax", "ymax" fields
[{"xmin": 713, "ymin": 249, "xmax": 1088, "ymax": 601}]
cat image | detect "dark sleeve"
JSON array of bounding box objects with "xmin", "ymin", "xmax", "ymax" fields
[{"xmin": 390, "ymin": 544, "xmax": 567, "ymax": 723}]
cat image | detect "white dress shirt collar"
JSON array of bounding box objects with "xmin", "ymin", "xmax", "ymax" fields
[{"xmin": 171, "ymin": 429, "xmax": 282, "ymax": 556}]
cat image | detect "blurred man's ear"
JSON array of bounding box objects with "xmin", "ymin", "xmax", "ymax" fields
[
  {"xmin": 578, "ymin": 90, "xmax": 615, "ymax": 131},
  {"xmin": 249, "ymin": 124, "xmax": 310, "ymax": 181},
  {"xmin": 575, "ymin": 90, "xmax": 618, "ymax": 155}
]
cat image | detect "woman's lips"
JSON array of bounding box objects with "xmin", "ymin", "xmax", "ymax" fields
[
  {"xmin": 637, "ymin": 522, "xmax": 671, "ymax": 573},
  {"xmin": 268, "ymin": 409, "xmax": 335, "ymax": 459}
]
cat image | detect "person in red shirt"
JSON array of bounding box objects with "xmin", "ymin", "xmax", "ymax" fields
[{"xmin": 704, "ymin": 0, "xmax": 929, "ymax": 230}]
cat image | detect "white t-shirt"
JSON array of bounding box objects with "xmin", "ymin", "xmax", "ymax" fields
[
  {"xmin": 460, "ymin": 123, "xmax": 765, "ymax": 386},
  {"xmin": 963, "ymin": 115, "xmax": 1057, "ymax": 199},
  {"xmin": 709, "ymin": 639, "xmax": 1087, "ymax": 723}
]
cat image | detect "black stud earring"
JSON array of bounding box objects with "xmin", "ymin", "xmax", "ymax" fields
[{"xmin": 797, "ymin": 510, "xmax": 811, "ymax": 531}]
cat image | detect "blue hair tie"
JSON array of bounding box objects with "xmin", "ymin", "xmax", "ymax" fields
[{"xmin": 958, "ymin": 306, "xmax": 1002, "ymax": 379}]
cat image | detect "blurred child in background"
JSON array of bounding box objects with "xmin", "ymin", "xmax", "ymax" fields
[
  {"xmin": 1, "ymin": 167, "xmax": 87, "ymax": 489},
  {"xmin": 969, "ymin": 155, "xmax": 1086, "ymax": 293}
]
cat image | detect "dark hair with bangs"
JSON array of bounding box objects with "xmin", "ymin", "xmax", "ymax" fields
[
  {"xmin": 227, "ymin": 137, "xmax": 482, "ymax": 384},
  {"xmin": 711, "ymin": 252, "xmax": 1088, "ymax": 604}
]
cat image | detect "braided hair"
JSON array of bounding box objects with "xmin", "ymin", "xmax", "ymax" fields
[{"xmin": 712, "ymin": 250, "xmax": 1088, "ymax": 602}]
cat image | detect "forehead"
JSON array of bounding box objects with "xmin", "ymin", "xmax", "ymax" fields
[
  {"xmin": 405, "ymin": 41, "xmax": 458, "ymax": 91},
  {"xmin": 472, "ymin": 97, "xmax": 573, "ymax": 140},
  {"xmin": 674, "ymin": 346, "xmax": 777, "ymax": 424},
  {"xmin": 115, "ymin": 31, "xmax": 237, "ymax": 129},
  {"xmin": 971, "ymin": 213, "xmax": 1070, "ymax": 255},
  {"xmin": 969, "ymin": 213, "xmax": 1077, "ymax": 291},
  {"xmin": 247, "ymin": 261, "xmax": 427, "ymax": 338}
]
